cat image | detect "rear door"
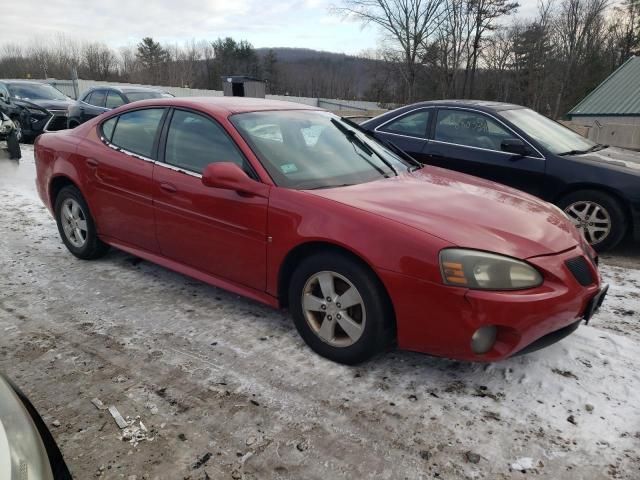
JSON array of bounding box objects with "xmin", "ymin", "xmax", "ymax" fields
[
  {"xmin": 152, "ymin": 108, "xmax": 269, "ymax": 291},
  {"xmin": 373, "ymin": 108, "xmax": 432, "ymax": 162},
  {"xmin": 422, "ymin": 108, "xmax": 546, "ymax": 196},
  {"xmin": 79, "ymin": 107, "xmax": 167, "ymax": 252}
]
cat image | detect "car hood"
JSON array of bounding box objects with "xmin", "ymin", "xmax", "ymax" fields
[
  {"xmin": 569, "ymin": 146, "xmax": 640, "ymax": 172},
  {"xmin": 307, "ymin": 167, "xmax": 580, "ymax": 259},
  {"xmin": 14, "ymin": 98, "xmax": 74, "ymax": 112}
]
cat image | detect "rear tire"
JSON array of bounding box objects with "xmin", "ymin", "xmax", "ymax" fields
[
  {"xmin": 558, "ymin": 189, "xmax": 627, "ymax": 252},
  {"xmin": 288, "ymin": 251, "xmax": 394, "ymax": 364},
  {"xmin": 54, "ymin": 185, "xmax": 109, "ymax": 259}
]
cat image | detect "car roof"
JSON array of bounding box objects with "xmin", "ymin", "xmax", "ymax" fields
[
  {"xmin": 0, "ymin": 80, "xmax": 50, "ymax": 86},
  {"xmin": 409, "ymin": 99, "xmax": 524, "ymax": 112},
  {"xmin": 85, "ymin": 85, "xmax": 164, "ymax": 94},
  {"xmin": 113, "ymin": 96, "xmax": 321, "ymax": 115}
]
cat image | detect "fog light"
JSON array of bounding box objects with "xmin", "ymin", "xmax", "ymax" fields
[{"xmin": 471, "ymin": 326, "xmax": 497, "ymax": 354}]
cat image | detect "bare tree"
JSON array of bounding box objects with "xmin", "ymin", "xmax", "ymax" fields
[
  {"xmin": 552, "ymin": 0, "xmax": 608, "ymax": 117},
  {"xmin": 333, "ymin": 0, "xmax": 445, "ymax": 101},
  {"xmin": 464, "ymin": 0, "xmax": 520, "ymax": 98}
]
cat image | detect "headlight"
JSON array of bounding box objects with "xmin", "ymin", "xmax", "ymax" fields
[
  {"xmin": 440, "ymin": 248, "xmax": 543, "ymax": 290},
  {"xmin": 27, "ymin": 107, "xmax": 48, "ymax": 117}
]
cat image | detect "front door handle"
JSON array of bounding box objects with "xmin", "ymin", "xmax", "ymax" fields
[
  {"xmin": 86, "ymin": 158, "xmax": 98, "ymax": 168},
  {"xmin": 159, "ymin": 182, "xmax": 177, "ymax": 193}
]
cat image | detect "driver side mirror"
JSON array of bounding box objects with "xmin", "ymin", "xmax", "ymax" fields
[
  {"xmin": 0, "ymin": 91, "xmax": 7, "ymax": 103},
  {"xmin": 202, "ymin": 162, "xmax": 268, "ymax": 198},
  {"xmin": 501, "ymin": 138, "xmax": 529, "ymax": 156}
]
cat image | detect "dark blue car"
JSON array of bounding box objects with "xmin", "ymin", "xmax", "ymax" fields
[{"xmin": 362, "ymin": 100, "xmax": 640, "ymax": 252}]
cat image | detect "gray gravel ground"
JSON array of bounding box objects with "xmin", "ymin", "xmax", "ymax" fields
[{"xmin": 1, "ymin": 144, "xmax": 639, "ymax": 479}]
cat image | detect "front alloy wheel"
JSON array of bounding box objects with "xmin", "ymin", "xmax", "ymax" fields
[
  {"xmin": 564, "ymin": 200, "xmax": 611, "ymax": 246},
  {"xmin": 558, "ymin": 189, "xmax": 627, "ymax": 252},
  {"xmin": 289, "ymin": 252, "xmax": 394, "ymax": 364},
  {"xmin": 302, "ymin": 271, "xmax": 366, "ymax": 347}
]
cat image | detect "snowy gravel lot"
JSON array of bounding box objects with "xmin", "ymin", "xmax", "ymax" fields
[{"xmin": 1, "ymin": 145, "xmax": 639, "ymax": 479}]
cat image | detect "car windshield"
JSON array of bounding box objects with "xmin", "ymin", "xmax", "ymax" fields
[
  {"xmin": 231, "ymin": 110, "xmax": 410, "ymax": 189},
  {"xmin": 125, "ymin": 91, "xmax": 163, "ymax": 102},
  {"xmin": 7, "ymin": 83, "xmax": 68, "ymax": 101},
  {"xmin": 499, "ymin": 107, "xmax": 596, "ymax": 155}
]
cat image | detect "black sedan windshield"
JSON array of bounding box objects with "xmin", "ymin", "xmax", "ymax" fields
[
  {"xmin": 7, "ymin": 83, "xmax": 69, "ymax": 101},
  {"xmin": 232, "ymin": 111, "xmax": 410, "ymax": 189},
  {"xmin": 500, "ymin": 107, "xmax": 596, "ymax": 155}
]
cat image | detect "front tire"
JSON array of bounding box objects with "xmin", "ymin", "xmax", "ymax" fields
[
  {"xmin": 288, "ymin": 252, "xmax": 394, "ymax": 364},
  {"xmin": 558, "ymin": 189, "xmax": 627, "ymax": 252},
  {"xmin": 54, "ymin": 186, "xmax": 109, "ymax": 259}
]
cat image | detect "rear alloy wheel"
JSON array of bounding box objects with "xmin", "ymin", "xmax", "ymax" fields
[
  {"xmin": 559, "ymin": 190, "xmax": 626, "ymax": 252},
  {"xmin": 289, "ymin": 252, "xmax": 394, "ymax": 364},
  {"xmin": 54, "ymin": 186, "xmax": 109, "ymax": 259}
]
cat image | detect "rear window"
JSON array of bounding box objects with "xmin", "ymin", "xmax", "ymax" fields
[{"xmin": 108, "ymin": 108, "xmax": 165, "ymax": 158}]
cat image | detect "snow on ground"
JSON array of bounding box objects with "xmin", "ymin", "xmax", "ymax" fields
[{"xmin": 0, "ymin": 145, "xmax": 639, "ymax": 479}]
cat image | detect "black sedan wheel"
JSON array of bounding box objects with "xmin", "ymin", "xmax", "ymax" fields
[{"xmin": 559, "ymin": 190, "xmax": 627, "ymax": 252}]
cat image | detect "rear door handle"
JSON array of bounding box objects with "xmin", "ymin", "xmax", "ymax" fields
[
  {"xmin": 159, "ymin": 182, "xmax": 177, "ymax": 193},
  {"xmin": 86, "ymin": 158, "xmax": 98, "ymax": 168}
]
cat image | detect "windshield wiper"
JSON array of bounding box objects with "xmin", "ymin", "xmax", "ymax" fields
[
  {"xmin": 558, "ymin": 143, "xmax": 608, "ymax": 156},
  {"xmin": 331, "ymin": 118, "xmax": 398, "ymax": 176},
  {"xmin": 340, "ymin": 117, "xmax": 423, "ymax": 171}
]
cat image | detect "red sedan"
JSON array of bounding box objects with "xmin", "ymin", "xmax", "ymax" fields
[{"xmin": 34, "ymin": 97, "xmax": 607, "ymax": 364}]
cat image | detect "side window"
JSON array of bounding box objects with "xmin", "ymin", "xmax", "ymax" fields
[
  {"xmin": 101, "ymin": 117, "xmax": 117, "ymax": 141},
  {"xmin": 434, "ymin": 109, "xmax": 514, "ymax": 151},
  {"xmin": 380, "ymin": 110, "xmax": 430, "ymax": 138},
  {"xmin": 110, "ymin": 108, "xmax": 165, "ymax": 158},
  {"xmin": 105, "ymin": 91, "xmax": 125, "ymax": 109},
  {"xmin": 83, "ymin": 92, "xmax": 94, "ymax": 104},
  {"xmin": 88, "ymin": 90, "xmax": 106, "ymax": 107},
  {"xmin": 164, "ymin": 109, "xmax": 246, "ymax": 174}
]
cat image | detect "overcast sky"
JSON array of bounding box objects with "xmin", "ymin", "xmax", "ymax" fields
[{"xmin": 3, "ymin": 0, "xmax": 543, "ymax": 55}]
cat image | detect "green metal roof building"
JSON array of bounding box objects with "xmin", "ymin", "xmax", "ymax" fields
[
  {"xmin": 566, "ymin": 56, "xmax": 640, "ymax": 150},
  {"xmin": 568, "ymin": 56, "xmax": 640, "ymax": 124}
]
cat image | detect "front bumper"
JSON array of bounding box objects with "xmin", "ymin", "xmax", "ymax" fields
[{"xmin": 380, "ymin": 246, "xmax": 602, "ymax": 361}]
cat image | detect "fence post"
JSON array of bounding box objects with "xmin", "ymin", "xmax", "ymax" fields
[{"xmin": 70, "ymin": 67, "xmax": 79, "ymax": 99}]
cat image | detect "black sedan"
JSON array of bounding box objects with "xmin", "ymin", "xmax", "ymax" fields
[
  {"xmin": 0, "ymin": 80, "xmax": 75, "ymax": 141},
  {"xmin": 67, "ymin": 86, "xmax": 167, "ymax": 128},
  {"xmin": 362, "ymin": 100, "xmax": 640, "ymax": 251}
]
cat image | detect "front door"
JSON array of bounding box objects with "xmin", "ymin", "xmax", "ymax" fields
[
  {"xmin": 152, "ymin": 108, "xmax": 269, "ymax": 291},
  {"xmin": 422, "ymin": 108, "xmax": 546, "ymax": 196}
]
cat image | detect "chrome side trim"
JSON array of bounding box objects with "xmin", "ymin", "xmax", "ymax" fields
[
  {"xmin": 428, "ymin": 139, "xmax": 545, "ymax": 161},
  {"xmin": 153, "ymin": 160, "xmax": 203, "ymax": 178}
]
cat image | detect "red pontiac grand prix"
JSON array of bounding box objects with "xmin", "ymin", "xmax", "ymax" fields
[{"xmin": 34, "ymin": 97, "xmax": 608, "ymax": 364}]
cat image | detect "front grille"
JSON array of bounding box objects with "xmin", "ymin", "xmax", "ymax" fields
[
  {"xmin": 45, "ymin": 115, "xmax": 68, "ymax": 132},
  {"xmin": 565, "ymin": 256, "xmax": 594, "ymax": 286}
]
